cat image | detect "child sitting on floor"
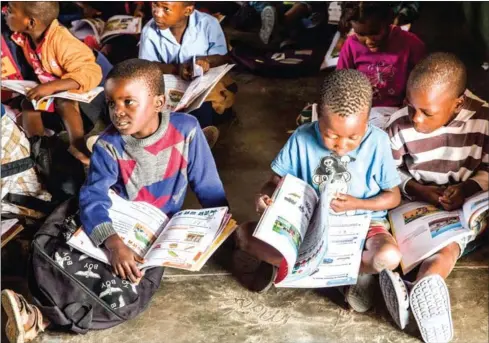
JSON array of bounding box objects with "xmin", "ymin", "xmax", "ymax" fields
[
  {"xmin": 1, "ymin": 58, "xmax": 229, "ymax": 342},
  {"xmin": 233, "ymin": 70, "xmax": 402, "ymax": 313},
  {"xmin": 337, "ymin": 2, "xmax": 425, "ymax": 129},
  {"xmin": 4, "ymin": 1, "xmax": 105, "ymax": 165},
  {"xmin": 382, "ymin": 52, "xmax": 489, "ymax": 343},
  {"xmin": 138, "ymin": 1, "xmax": 237, "ymax": 148}
]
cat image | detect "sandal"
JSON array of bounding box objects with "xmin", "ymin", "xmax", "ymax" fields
[
  {"xmin": 379, "ymin": 269, "xmax": 410, "ymax": 329},
  {"xmin": 2, "ymin": 289, "xmax": 48, "ymax": 343}
]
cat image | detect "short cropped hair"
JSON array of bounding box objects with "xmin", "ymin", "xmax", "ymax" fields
[
  {"xmin": 407, "ymin": 52, "xmax": 467, "ymax": 97},
  {"xmin": 21, "ymin": 2, "xmax": 59, "ymax": 27},
  {"xmin": 318, "ymin": 69, "xmax": 373, "ymax": 117},
  {"xmin": 106, "ymin": 59, "xmax": 165, "ymax": 96}
]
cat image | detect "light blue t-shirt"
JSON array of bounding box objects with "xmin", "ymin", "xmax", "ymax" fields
[
  {"xmin": 271, "ymin": 122, "xmax": 401, "ymax": 219},
  {"xmin": 138, "ymin": 10, "xmax": 227, "ymax": 64}
]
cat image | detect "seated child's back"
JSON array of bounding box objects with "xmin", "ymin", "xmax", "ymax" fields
[{"xmin": 337, "ymin": 2, "xmax": 425, "ymax": 108}]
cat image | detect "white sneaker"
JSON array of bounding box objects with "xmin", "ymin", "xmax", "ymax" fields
[
  {"xmin": 345, "ymin": 273, "xmax": 376, "ymax": 313},
  {"xmin": 379, "ymin": 269, "xmax": 410, "ymax": 329},
  {"xmin": 410, "ymin": 275, "xmax": 453, "ymax": 343}
]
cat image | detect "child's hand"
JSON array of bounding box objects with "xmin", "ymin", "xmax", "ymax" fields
[
  {"xmin": 179, "ymin": 63, "xmax": 192, "ymax": 81},
  {"xmin": 133, "ymin": 9, "xmax": 145, "ymax": 18},
  {"xmin": 330, "ymin": 193, "xmax": 361, "ymax": 213},
  {"xmin": 82, "ymin": 5, "xmax": 102, "ymax": 18},
  {"xmin": 26, "ymin": 83, "xmax": 56, "ymax": 101},
  {"xmin": 439, "ymin": 184, "xmax": 465, "ymax": 211},
  {"xmin": 104, "ymin": 235, "xmax": 144, "ymax": 283},
  {"xmin": 195, "ymin": 58, "xmax": 210, "ymax": 74},
  {"xmin": 416, "ymin": 184, "xmax": 446, "ymax": 207},
  {"xmin": 255, "ymin": 194, "xmax": 273, "ymax": 214}
]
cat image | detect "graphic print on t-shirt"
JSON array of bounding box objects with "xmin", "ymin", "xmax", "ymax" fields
[
  {"xmin": 365, "ymin": 61, "xmax": 397, "ymax": 102},
  {"xmin": 312, "ymin": 154, "xmax": 356, "ymax": 215}
]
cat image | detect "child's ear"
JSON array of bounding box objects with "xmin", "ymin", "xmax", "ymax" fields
[
  {"xmin": 27, "ymin": 16, "xmax": 37, "ymax": 31},
  {"xmin": 154, "ymin": 94, "xmax": 165, "ymax": 112},
  {"xmin": 454, "ymin": 94, "xmax": 465, "ymax": 113},
  {"xmin": 184, "ymin": 5, "xmax": 194, "ymax": 17}
]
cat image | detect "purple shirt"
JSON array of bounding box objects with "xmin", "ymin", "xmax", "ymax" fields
[{"xmin": 337, "ymin": 26, "xmax": 425, "ymax": 108}]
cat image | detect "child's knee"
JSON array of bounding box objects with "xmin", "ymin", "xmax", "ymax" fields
[
  {"xmin": 54, "ymin": 98, "xmax": 79, "ymax": 116},
  {"xmin": 234, "ymin": 221, "xmax": 258, "ymax": 250},
  {"xmin": 371, "ymin": 244, "xmax": 402, "ymax": 272}
]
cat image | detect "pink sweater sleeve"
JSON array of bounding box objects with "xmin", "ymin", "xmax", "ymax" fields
[{"xmin": 336, "ymin": 37, "xmax": 355, "ymax": 70}]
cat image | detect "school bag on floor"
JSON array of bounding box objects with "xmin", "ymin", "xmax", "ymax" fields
[{"xmin": 28, "ymin": 197, "xmax": 165, "ymax": 332}]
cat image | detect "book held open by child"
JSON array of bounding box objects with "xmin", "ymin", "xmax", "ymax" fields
[
  {"xmin": 389, "ymin": 191, "xmax": 489, "ymax": 274},
  {"xmin": 67, "ymin": 190, "xmax": 237, "ymax": 271},
  {"xmin": 1, "ymin": 80, "xmax": 103, "ymax": 111},
  {"xmin": 70, "ymin": 15, "xmax": 142, "ymax": 45},
  {"xmin": 163, "ymin": 64, "xmax": 234, "ymax": 113},
  {"xmin": 253, "ymin": 174, "xmax": 371, "ymax": 288}
]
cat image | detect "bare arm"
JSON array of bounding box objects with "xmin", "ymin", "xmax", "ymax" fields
[
  {"xmin": 357, "ymin": 187, "xmax": 401, "ymax": 211},
  {"xmin": 198, "ymin": 54, "xmax": 231, "ymax": 68}
]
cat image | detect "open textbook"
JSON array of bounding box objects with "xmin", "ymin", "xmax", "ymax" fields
[
  {"xmin": 163, "ymin": 64, "xmax": 234, "ymax": 113},
  {"xmin": 1, "ymin": 80, "xmax": 103, "ymax": 111},
  {"xmin": 70, "ymin": 15, "xmax": 142, "ymax": 45},
  {"xmin": 67, "ymin": 190, "xmax": 237, "ymax": 271},
  {"xmin": 253, "ymin": 174, "xmax": 371, "ymax": 288},
  {"xmin": 389, "ymin": 191, "xmax": 489, "ymax": 274}
]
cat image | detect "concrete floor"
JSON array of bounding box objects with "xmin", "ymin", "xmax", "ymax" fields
[{"xmin": 2, "ymin": 2, "xmax": 489, "ymax": 343}]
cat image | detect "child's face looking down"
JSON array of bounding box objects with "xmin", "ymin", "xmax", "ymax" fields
[
  {"xmin": 351, "ymin": 19, "xmax": 389, "ymax": 53},
  {"xmin": 318, "ymin": 108, "xmax": 369, "ymax": 157},
  {"xmin": 151, "ymin": 2, "xmax": 193, "ymax": 30},
  {"xmin": 5, "ymin": 2, "xmax": 30, "ymax": 32},
  {"xmin": 406, "ymin": 84, "xmax": 464, "ymax": 134},
  {"xmin": 105, "ymin": 78, "xmax": 164, "ymax": 139}
]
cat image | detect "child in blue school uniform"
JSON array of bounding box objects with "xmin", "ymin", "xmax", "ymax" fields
[{"xmin": 139, "ymin": 1, "xmax": 237, "ymax": 148}]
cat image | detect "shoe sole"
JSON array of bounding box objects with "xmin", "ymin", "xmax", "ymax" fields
[
  {"xmin": 259, "ymin": 6, "xmax": 276, "ymax": 44},
  {"xmin": 231, "ymin": 250, "xmax": 276, "ymax": 293},
  {"xmin": 345, "ymin": 274, "xmax": 375, "ymax": 313},
  {"xmin": 379, "ymin": 269, "xmax": 410, "ymax": 330},
  {"xmin": 410, "ymin": 275, "xmax": 453, "ymax": 343},
  {"xmin": 1, "ymin": 290, "xmax": 24, "ymax": 343}
]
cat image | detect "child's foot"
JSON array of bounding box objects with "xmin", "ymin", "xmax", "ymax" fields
[
  {"xmin": 1, "ymin": 289, "xmax": 49, "ymax": 343},
  {"xmin": 68, "ymin": 145, "xmax": 90, "ymax": 165},
  {"xmin": 410, "ymin": 275, "xmax": 453, "ymax": 343},
  {"xmin": 259, "ymin": 6, "xmax": 278, "ymax": 45},
  {"xmin": 379, "ymin": 269, "xmax": 410, "ymax": 329},
  {"xmin": 344, "ymin": 273, "xmax": 376, "ymax": 313},
  {"xmin": 231, "ymin": 249, "xmax": 277, "ymax": 293},
  {"xmin": 202, "ymin": 126, "xmax": 220, "ymax": 149}
]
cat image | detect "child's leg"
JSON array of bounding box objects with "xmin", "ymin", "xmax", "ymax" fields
[
  {"xmin": 415, "ymin": 242, "xmax": 460, "ymax": 281},
  {"xmin": 54, "ymin": 99, "xmax": 91, "ymax": 165},
  {"xmin": 21, "ymin": 100, "xmax": 44, "ymax": 137},
  {"xmin": 360, "ymin": 221, "xmax": 402, "ymax": 274}
]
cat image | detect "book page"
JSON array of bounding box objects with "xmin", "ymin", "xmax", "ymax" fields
[
  {"xmin": 47, "ymin": 87, "xmax": 104, "ymax": 104},
  {"xmin": 253, "ymin": 174, "xmax": 319, "ymax": 273},
  {"xmin": 68, "ymin": 190, "xmax": 169, "ymax": 261},
  {"xmin": 70, "ymin": 18, "xmax": 104, "ymax": 43},
  {"xmin": 100, "ymin": 16, "xmax": 142, "ymax": 42},
  {"xmin": 0, "ymin": 80, "xmax": 52, "ymax": 110},
  {"xmin": 276, "ymin": 214, "xmax": 370, "ymax": 288},
  {"xmin": 389, "ymin": 202, "xmax": 472, "ymax": 274},
  {"xmin": 175, "ymin": 64, "xmax": 234, "ymax": 112},
  {"xmin": 1, "ymin": 218, "xmax": 19, "ymax": 236},
  {"xmin": 462, "ymin": 191, "xmax": 489, "ymax": 236},
  {"xmin": 141, "ymin": 207, "xmax": 228, "ymax": 270},
  {"xmin": 163, "ymin": 75, "xmax": 189, "ymax": 112}
]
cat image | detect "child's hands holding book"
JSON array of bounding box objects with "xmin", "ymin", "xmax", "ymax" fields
[
  {"xmin": 330, "ymin": 193, "xmax": 361, "ymax": 213},
  {"xmin": 104, "ymin": 235, "xmax": 145, "ymax": 283},
  {"xmin": 26, "ymin": 83, "xmax": 56, "ymax": 101},
  {"xmin": 256, "ymin": 194, "xmax": 273, "ymax": 214}
]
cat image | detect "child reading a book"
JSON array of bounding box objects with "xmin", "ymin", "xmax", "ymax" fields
[
  {"xmin": 233, "ymin": 70, "xmax": 402, "ymax": 312},
  {"xmin": 336, "ymin": 2, "xmax": 425, "ymax": 123},
  {"xmin": 4, "ymin": 1, "xmax": 105, "ymax": 165},
  {"xmin": 1, "ymin": 58, "xmax": 228, "ymax": 343},
  {"xmin": 138, "ymin": 1, "xmax": 237, "ymax": 147},
  {"xmin": 382, "ymin": 52, "xmax": 489, "ymax": 343}
]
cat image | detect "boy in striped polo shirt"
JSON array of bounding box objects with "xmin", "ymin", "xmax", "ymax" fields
[{"xmin": 382, "ymin": 53, "xmax": 488, "ymax": 343}]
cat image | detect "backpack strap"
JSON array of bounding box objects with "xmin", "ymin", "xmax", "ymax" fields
[
  {"xmin": 1, "ymin": 157, "xmax": 35, "ymax": 177},
  {"xmin": 3, "ymin": 193, "xmax": 56, "ymax": 214}
]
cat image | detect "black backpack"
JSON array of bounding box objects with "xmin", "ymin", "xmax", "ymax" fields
[{"xmin": 28, "ymin": 197, "xmax": 165, "ymax": 333}]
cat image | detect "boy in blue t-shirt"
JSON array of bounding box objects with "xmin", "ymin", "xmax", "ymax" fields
[
  {"xmin": 139, "ymin": 1, "xmax": 236, "ymax": 147},
  {"xmin": 234, "ymin": 70, "xmax": 402, "ymax": 312}
]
